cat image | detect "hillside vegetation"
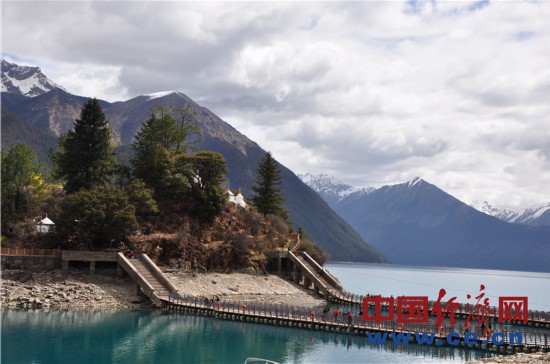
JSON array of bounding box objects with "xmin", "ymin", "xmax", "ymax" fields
[
  {"xmin": 2, "ymin": 99, "xmax": 328, "ymax": 272},
  {"xmin": 132, "ymin": 204, "xmax": 327, "ymax": 272},
  {"xmin": 2, "ymin": 85, "xmax": 388, "ymax": 263}
]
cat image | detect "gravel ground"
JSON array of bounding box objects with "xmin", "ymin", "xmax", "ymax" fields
[
  {"xmin": 164, "ymin": 270, "xmax": 325, "ymax": 307},
  {"xmin": 468, "ymin": 352, "xmax": 550, "ymax": 363},
  {"xmin": 1, "ymin": 269, "xmax": 325, "ymax": 309}
]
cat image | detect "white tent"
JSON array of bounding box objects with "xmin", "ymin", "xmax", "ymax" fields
[
  {"xmin": 234, "ymin": 192, "xmax": 247, "ymax": 208},
  {"xmin": 227, "ymin": 189, "xmax": 236, "ymax": 203},
  {"xmin": 227, "ymin": 189, "xmax": 247, "ymax": 208},
  {"xmin": 36, "ymin": 216, "xmax": 55, "ymax": 233}
]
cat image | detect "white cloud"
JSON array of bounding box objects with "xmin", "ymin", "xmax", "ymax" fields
[{"xmin": 2, "ymin": 1, "xmax": 549, "ymax": 209}]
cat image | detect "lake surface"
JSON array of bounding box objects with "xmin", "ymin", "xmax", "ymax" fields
[
  {"xmin": 2, "ymin": 264, "xmax": 549, "ymax": 364},
  {"xmin": 326, "ymin": 263, "xmax": 550, "ymax": 312}
]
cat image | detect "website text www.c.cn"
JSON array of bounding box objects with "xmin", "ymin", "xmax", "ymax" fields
[
  {"xmin": 364, "ymin": 331, "xmax": 523, "ymax": 347},
  {"xmin": 359, "ymin": 284, "xmax": 528, "ymax": 347}
]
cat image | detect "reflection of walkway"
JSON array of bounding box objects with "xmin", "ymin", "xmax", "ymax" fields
[{"xmin": 163, "ymin": 292, "xmax": 550, "ymax": 352}]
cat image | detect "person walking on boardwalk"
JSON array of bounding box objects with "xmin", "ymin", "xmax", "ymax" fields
[
  {"xmin": 333, "ymin": 309, "xmax": 339, "ymax": 322},
  {"xmin": 463, "ymin": 320, "xmax": 470, "ymax": 335},
  {"xmin": 322, "ymin": 308, "xmax": 329, "ymax": 321},
  {"xmin": 347, "ymin": 311, "xmax": 352, "ymax": 326}
]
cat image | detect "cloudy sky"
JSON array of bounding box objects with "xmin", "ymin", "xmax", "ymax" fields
[{"xmin": 3, "ymin": 1, "xmax": 549, "ymax": 209}]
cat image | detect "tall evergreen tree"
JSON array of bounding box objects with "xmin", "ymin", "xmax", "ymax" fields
[
  {"xmin": 251, "ymin": 152, "xmax": 288, "ymax": 220},
  {"xmin": 57, "ymin": 185, "xmax": 138, "ymax": 250},
  {"xmin": 174, "ymin": 151, "xmax": 228, "ymax": 222},
  {"xmin": 131, "ymin": 109, "xmax": 194, "ymax": 191},
  {"xmin": 52, "ymin": 98, "xmax": 114, "ymax": 193}
]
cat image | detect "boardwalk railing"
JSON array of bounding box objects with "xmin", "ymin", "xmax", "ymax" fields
[
  {"xmin": 1, "ymin": 248, "xmax": 61, "ymax": 257},
  {"xmin": 165, "ymin": 292, "xmax": 550, "ymax": 350},
  {"xmin": 322, "ymin": 290, "xmax": 550, "ymax": 325}
]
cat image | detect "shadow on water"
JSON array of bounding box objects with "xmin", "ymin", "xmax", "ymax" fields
[{"xmin": 2, "ymin": 308, "xmax": 502, "ymax": 363}]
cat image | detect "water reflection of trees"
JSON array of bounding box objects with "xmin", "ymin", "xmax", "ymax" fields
[
  {"xmin": 309, "ymin": 332, "xmax": 497, "ymax": 362},
  {"xmin": 2, "ymin": 309, "xmax": 501, "ymax": 363}
]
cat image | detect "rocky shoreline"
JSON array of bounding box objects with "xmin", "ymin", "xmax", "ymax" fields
[
  {"xmin": 468, "ymin": 352, "xmax": 550, "ymax": 363},
  {"xmin": 1, "ymin": 269, "xmax": 151, "ymax": 309},
  {"xmin": 0, "ymin": 268, "xmax": 325, "ymax": 310}
]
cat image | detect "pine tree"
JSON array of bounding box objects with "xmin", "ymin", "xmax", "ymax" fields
[
  {"xmin": 131, "ymin": 108, "xmax": 200, "ymax": 194},
  {"xmin": 52, "ymin": 98, "xmax": 115, "ymax": 193},
  {"xmin": 251, "ymin": 152, "xmax": 288, "ymax": 220},
  {"xmin": 57, "ymin": 185, "xmax": 138, "ymax": 249},
  {"xmin": 174, "ymin": 151, "xmax": 228, "ymax": 222}
]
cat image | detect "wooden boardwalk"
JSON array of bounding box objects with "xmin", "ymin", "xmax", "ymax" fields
[
  {"xmin": 326, "ymin": 290, "xmax": 550, "ymax": 328},
  {"xmin": 163, "ymin": 292, "xmax": 550, "ymax": 353},
  {"xmin": 285, "ymin": 250, "xmax": 550, "ymax": 328}
]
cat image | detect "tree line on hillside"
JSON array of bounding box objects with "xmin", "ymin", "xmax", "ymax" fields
[{"xmin": 1, "ymin": 98, "xmax": 323, "ymax": 262}]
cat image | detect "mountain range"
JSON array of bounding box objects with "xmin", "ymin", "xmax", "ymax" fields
[
  {"xmin": 300, "ymin": 174, "xmax": 550, "ymax": 272},
  {"xmin": 0, "ymin": 58, "xmax": 387, "ymax": 264},
  {"xmin": 470, "ymin": 200, "xmax": 550, "ymax": 227},
  {"xmin": 297, "ymin": 173, "xmax": 375, "ymax": 207}
]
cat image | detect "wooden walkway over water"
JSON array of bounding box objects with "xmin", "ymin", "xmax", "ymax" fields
[
  {"xmin": 276, "ymin": 250, "xmax": 550, "ymax": 328},
  {"xmin": 163, "ymin": 292, "xmax": 550, "ymax": 353}
]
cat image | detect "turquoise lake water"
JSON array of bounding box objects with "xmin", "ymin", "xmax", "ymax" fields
[
  {"xmin": 325, "ymin": 263, "xmax": 550, "ymax": 312},
  {"xmin": 2, "ymin": 264, "xmax": 549, "ymax": 364},
  {"xmin": 1, "ymin": 308, "xmax": 496, "ymax": 364}
]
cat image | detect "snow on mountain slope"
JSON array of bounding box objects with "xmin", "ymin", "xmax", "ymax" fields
[
  {"xmin": 1, "ymin": 58, "xmax": 64, "ymax": 97},
  {"xmin": 298, "ymin": 173, "xmax": 375, "ymax": 207},
  {"xmin": 470, "ymin": 200, "xmax": 550, "ymax": 227},
  {"xmin": 146, "ymin": 91, "xmax": 181, "ymax": 100}
]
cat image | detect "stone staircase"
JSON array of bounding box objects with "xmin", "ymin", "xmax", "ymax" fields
[
  {"xmin": 296, "ymin": 254, "xmax": 333, "ymax": 288},
  {"xmin": 117, "ymin": 253, "xmax": 177, "ymax": 305},
  {"xmin": 128, "ymin": 256, "xmax": 173, "ymax": 299}
]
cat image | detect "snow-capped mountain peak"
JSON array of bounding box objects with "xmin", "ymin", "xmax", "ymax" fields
[
  {"xmin": 470, "ymin": 200, "xmax": 514, "ymax": 219},
  {"xmin": 145, "ymin": 90, "xmax": 182, "ymax": 100},
  {"xmin": 297, "ymin": 173, "xmax": 375, "ymax": 207},
  {"xmin": 1, "ymin": 58, "xmax": 64, "ymax": 97},
  {"xmin": 298, "ymin": 173, "xmax": 350, "ymax": 190},
  {"xmin": 470, "ymin": 200, "xmax": 550, "ymax": 227},
  {"xmin": 405, "ymin": 176, "xmax": 424, "ymax": 188}
]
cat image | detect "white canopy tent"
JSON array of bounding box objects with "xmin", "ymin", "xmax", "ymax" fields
[{"xmin": 36, "ymin": 216, "xmax": 55, "ymax": 233}]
